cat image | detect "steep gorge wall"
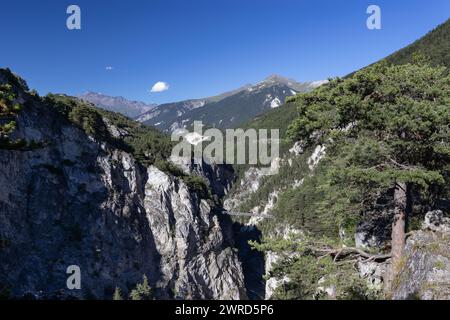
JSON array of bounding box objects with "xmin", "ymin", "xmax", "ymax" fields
[{"xmin": 0, "ymin": 78, "xmax": 246, "ymax": 299}]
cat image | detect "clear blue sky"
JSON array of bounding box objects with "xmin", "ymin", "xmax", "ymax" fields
[{"xmin": 0, "ymin": 0, "xmax": 448, "ymax": 104}]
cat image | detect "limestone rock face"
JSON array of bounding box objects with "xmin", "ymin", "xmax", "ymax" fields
[
  {"xmin": 392, "ymin": 216, "xmax": 450, "ymax": 300},
  {"xmin": 223, "ymin": 167, "xmax": 265, "ymax": 211},
  {"xmin": 0, "ymin": 80, "xmax": 246, "ymax": 299},
  {"xmin": 357, "ymin": 260, "xmax": 385, "ymax": 291},
  {"xmin": 423, "ymin": 210, "xmax": 450, "ymax": 234},
  {"xmin": 169, "ymin": 155, "xmax": 235, "ymax": 199}
]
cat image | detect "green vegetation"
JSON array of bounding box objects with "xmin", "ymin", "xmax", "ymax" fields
[
  {"xmin": 247, "ymin": 61, "xmax": 450, "ymax": 299},
  {"xmin": 238, "ymin": 18, "xmax": 450, "ymax": 154},
  {"xmin": 0, "ymin": 81, "xmax": 25, "ymax": 149},
  {"xmin": 243, "ymin": 98, "xmax": 300, "ymax": 140},
  {"xmin": 0, "ymin": 68, "xmax": 29, "ymax": 92},
  {"xmin": 385, "ymin": 19, "xmax": 450, "ymax": 69},
  {"xmin": 245, "ymin": 62, "xmax": 449, "ymax": 236},
  {"xmin": 42, "ymin": 94, "xmax": 212, "ymax": 198},
  {"xmin": 224, "ymin": 99, "xmax": 302, "ymax": 191},
  {"xmin": 235, "ymin": 19, "xmax": 450, "ymax": 239},
  {"xmin": 0, "ymin": 69, "xmax": 46, "ymax": 150},
  {"xmin": 113, "ymin": 287, "xmax": 123, "ymax": 300},
  {"xmin": 286, "ymin": 61, "xmax": 450, "ymax": 232},
  {"xmin": 1, "ymin": 66, "xmax": 213, "ymax": 200},
  {"xmin": 183, "ymin": 174, "xmax": 211, "ymax": 199},
  {"xmin": 129, "ymin": 275, "xmax": 153, "ymax": 300},
  {"xmin": 111, "ymin": 277, "xmax": 153, "ymax": 300},
  {"xmin": 235, "ymin": 146, "xmax": 362, "ymax": 240},
  {"xmin": 44, "ymin": 93, "xmax": 173, "ymax": 166},
  {"xmin": 144, "ymin": 79, "xmax": 313, "ymax": 132},
  {"xmin": 252, "ymin": 233, "xmax": 380, "ymax": 299}
]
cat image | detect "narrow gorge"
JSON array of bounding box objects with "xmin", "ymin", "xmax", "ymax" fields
[{"xmin": 0, "ymin": 69, "xmax": 248, "ymax": 299}]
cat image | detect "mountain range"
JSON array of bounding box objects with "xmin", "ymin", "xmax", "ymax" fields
[
  {"xmin": 138, "ymin": 75, "xmax": 325, "ymax": 131},
  {"xmin": 79, "ymin": 92, "xmax": 157, "ymax": 119},
  {"xmin": 227, "ymin": 18, "xmax": 450, "ymax": 300},
  {"xmin": 81, "ymin": 14, "xmax": 450, "ymax": 130},
  {"xmin": 248, "ymin": 18, "xmax": 450, "ymax": 140},
  {"xmin": 81, "ymin": 75, "xmax": 325, "ymax": 132}
]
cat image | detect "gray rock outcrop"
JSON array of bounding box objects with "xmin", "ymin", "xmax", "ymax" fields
[
  {"xmin": 392, "ymin": 211, "xmax": 450, "ymax": 300},
  {"xmin": 0, "ymin": 74, "xmax": 246, "ymax": 299}
]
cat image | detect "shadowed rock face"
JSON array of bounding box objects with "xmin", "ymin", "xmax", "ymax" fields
[
  {"xmin": 0, "ymin": 74, "xmax": 246, "ymax": 299},
  {"xmin": 233, "ymin": 223, "xmax": 265, "ymax": 300}
]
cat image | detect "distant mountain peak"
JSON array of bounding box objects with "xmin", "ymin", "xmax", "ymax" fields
[
  {"xmin": 262, "ymin": 74, "xmax": 294, "ymax": 83},
  {"xmin": 258, "ymin": 74, "xmax": 295, "ymax": 86},
  {"xmin": 258, "ymin": 74, "xmax": 327, "ymax": 91},
  {"xmin": 82, "ymin": 91, "xmax": 137, "ymax": 103},
  {"xmin": 79, "ymin": 92, "xmax": 157, "ymax": 119},
  {"xmin": 139, "ymin": 75, "xmax": 323, "ymax": 131}
]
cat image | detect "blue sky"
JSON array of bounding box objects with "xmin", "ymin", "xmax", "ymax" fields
[{"xmin": 0, "ymin": 0, "xmax": 448, "ymax": 104}]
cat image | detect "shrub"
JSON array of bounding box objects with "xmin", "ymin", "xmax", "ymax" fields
[
  {"xmin": 113, "ymin": 287, "xmax": 123, "ymax": 300},
  {"xmin": 129, "ymin": 275, "xmax": 153, "ymax": 300}
]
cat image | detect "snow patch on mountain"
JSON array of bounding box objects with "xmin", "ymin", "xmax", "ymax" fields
[{"xmin": 270, "ymin": 97, "xmax": 281, "ymax": 108}]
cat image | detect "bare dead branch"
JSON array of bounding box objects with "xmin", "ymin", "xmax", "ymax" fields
[{"xmin": 307, "ymin": 245, "xmax": 391, "ymax": 262}]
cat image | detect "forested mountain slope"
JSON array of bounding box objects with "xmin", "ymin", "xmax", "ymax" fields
[
  {"xmin": 244, "ymin": 19, "xmax": 450, "ymax": 143},
  {"xmin": 139, "ymin": 75, "xmax": 321, "ymax": 132},
  {"xmin": 385, "ymin": 18, "xmax": 450, "ymax": 68},
  {"xmin": 227, "ymin": 19, "xmax": 450, "ymax": 300}
]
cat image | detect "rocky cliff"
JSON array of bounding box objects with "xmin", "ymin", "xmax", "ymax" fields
[
  {"xmin": 0, "ymin": 70, "xmax": 246, "ymax": 299},
  {"xmin": 225, "ymin": 139, "xmax": 450, "ymax": 300},
  {"xmin": 392, "ymin": 211, "xmax": 450, "ymax": 300}
]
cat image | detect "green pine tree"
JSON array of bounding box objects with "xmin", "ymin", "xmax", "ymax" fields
[
  {"xmin": 129, "ymin": 275, "xmax": 153, "ymax": 300},
  {"xmin": 287, "ymin": 61, "xmax": 450, "ymax": 293},
  {"xmin": 0, "ymin": 83, "xmax": 23, "ymax": 149},
  {"xmin": 113, "ymin": 286, "xmax": 123, "ymax": 300}
]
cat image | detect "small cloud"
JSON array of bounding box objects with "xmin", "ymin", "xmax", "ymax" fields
[
  {"xmin": 151, "ymin": 81, "xmax": 169, "ymax": 93},
  {"xmin": 105, "ymin": 66, "xmax": 114, "ymax": 71}
]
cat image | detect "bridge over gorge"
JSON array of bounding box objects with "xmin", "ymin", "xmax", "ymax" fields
[{"xmin": 218, "ymin": 210, "xmax": 275, "ymax": 219}]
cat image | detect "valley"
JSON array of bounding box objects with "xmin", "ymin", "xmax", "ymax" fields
[
  {"xmin": 134, "ymin": 75, "xmax": 323, "ymax": 132},
  {"xmin": 0, "ymin": 15, "xmax": 449, "ymax": 301}
]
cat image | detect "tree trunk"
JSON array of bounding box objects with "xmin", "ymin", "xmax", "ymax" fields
[{"xmin": 385, "ymin": 181, "xmax": 408, "ymax": 296}]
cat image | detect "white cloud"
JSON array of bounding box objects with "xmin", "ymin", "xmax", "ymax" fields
[
  {"xmin": 151, "ymin": 81, "xmax": 169, "ymax": 93},
  {"xmin": 105, "ymin": 66, "xmax": 114, "ymax": 71}
]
